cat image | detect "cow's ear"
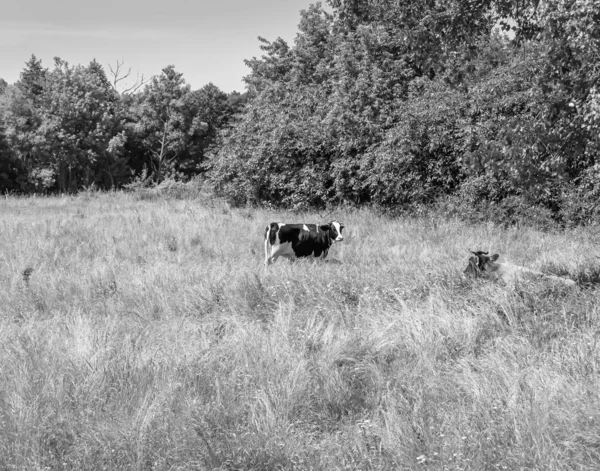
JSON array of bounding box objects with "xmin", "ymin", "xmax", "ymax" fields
[
  {"xmin": 319, "ymin": 224, "xmax": 331, "ymax": 232},
  {"xmin": 490, "ymin": 254, "xmax": 500, "ymax": 262}
]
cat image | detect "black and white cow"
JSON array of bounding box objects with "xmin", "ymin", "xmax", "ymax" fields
[{"xmin": 264, "ymin": 221, "xmax": 344, "ymax": 266}]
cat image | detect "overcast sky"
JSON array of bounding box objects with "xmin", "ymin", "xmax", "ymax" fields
[{"xmin": 0, "ymin": 0, "xmax": 315, "ymax": 93}]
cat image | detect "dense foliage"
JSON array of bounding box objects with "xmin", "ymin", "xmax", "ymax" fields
[
  {"xmin": 0, "ymin": 57, "xmax": 246, "ymax": 192},
  {"xmin": 1, "ymin": 0, "xmax": 600, "ymax": 224},
  {"xmin": 207, "ymin": 0, "xmax": 600, "ymax": 223}
]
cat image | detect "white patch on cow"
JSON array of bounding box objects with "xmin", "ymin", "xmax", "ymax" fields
[
  {"xmin": 269, "ymin": 241, "xmax": 296, "ymax": 261},
  {"xmin": 496, "ymin": 264, "xmax": 576, "ymax": 286},
  {"xmin": 303, "ymin": 224, "xmax": 309, "ymax": 231},
  {"xmin": 331, "ymin": 221, "xmax": 344, "ymax": 241},
  {"xmin": 265, "ymin": 223, "xmax": 295, "ymax": 266},
  {"xmin": 264, "ymin": 231, "xmax": 271, "ymax": 266}
]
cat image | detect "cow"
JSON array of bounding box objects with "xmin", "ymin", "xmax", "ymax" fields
[
  {"xmin": 264, "ymin": 220, "xmax": 344, "ymax": 266},
  {"xmin": 464, "ymin": 250, "xmax": 576, "ymax": 287}
]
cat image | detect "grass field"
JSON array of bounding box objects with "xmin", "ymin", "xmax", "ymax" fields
[{"xmin": 1, "ymin": 191, "xmax": 600, "ymax": 470}]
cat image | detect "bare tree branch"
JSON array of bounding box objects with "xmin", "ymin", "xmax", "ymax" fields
[{"xmin": 108, "ymin": 59, "xmax": 148, "ymax": 94}]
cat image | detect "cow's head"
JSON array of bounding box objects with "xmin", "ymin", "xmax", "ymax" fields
[
  {"xmin": 465, "ymin": 250, "xmax": 500, "ymax": 276},
  {"xmin": 319, "ymin": 220, "xmax": 344, "ymax": 242}
]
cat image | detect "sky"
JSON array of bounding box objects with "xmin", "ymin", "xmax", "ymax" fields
[{"xmin": 0, "ymin": 0, "xmax": 316, "ymax": 93}]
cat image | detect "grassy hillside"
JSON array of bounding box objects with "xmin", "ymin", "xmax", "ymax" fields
[{"xmin": 1, "ymin": 192, "xmax": 599, "ymax": 470}]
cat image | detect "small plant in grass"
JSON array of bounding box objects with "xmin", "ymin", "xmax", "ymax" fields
[
  {"xmin": 167, "ymin": 236, "xmax": 178, "ymax": 252},
  {"xmin": 22, "ymin": 267, "xmax": 34, "ymax": 285}
]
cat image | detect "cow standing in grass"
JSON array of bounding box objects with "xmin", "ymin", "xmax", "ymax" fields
[
  {"xmin": 264, "ymin": 221, "xmax": 344, "ymax": 266},
  {"xmin": 465, "ymin": 250, "xmax": 576, "ymax": 286}
]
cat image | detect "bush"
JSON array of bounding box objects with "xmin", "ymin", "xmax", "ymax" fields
[
  {"xmin": 434, "ymin": 176, "xmax": 557, "ymax": 230},
  {"xmin": 559, "ymin": 166, "xmax": 600, "ymax": 227}
]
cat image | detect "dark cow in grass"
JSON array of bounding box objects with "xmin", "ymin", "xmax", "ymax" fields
[{"xmin": 264, "ymin": 221, "xmax": 344, "ymax": 266}]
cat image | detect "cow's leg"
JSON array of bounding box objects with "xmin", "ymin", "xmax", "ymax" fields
[
  {"xmin": 312, "ymin": 248, "xmax": 328, "ymax": 261},
  {"xmin": 264, "ymin": 235, "xmax": 272, "ymax": 267},
  {"xmin": 267, "ymin": 250, "xmax": 289, "ymax": 266},
  {"xmin": 268, "ymin": 242, "xmax": 295, "ymax": 266}
]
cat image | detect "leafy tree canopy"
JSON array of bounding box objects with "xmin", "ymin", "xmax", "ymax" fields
[{"xmin": 208, "ymin": 0, "xmax": 600, "ymax": 219}]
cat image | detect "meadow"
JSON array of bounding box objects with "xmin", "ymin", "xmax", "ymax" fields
[{"xmin": 1, "ymin": 191, "xmax": 600, "ymax": 470}]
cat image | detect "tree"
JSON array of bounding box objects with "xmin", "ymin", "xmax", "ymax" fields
[
  {"xmin": 40, "ymin": 58, "xmax": 124, "ymax": 191},
  {"xmin": 0, "ymin": 89, "xmax": 26, "ymax": 191},
  {"xmin": 130, "ymin": 65, "xmax": 204, "ymax": 182},
  {"xmin": 210, "ymin": 0, "xmax": 600, "ymax": 213},
  {"xmin": 19, "ymin": 55, "xmax": 47, "ymax": 102},
  {"xmin": 210, "ymin": 0, "xmax": 503, "ymax": 207},
  {"xmin": 185, "ymin": 83, "xmax": 247, "ymax": 170},
  {"xmin": 0, "ymin": 83, "xmax": 49, "ymax": 191},
  {"xmin": 209, "ymin": 81, "xmax": 336, "ymax": 208},
  {"xmin": 455, "ymin": 1, "xmax": 600, "ymax": 208},
  {"xmin": 1, "ymin": 58, "xmax": 125, "ymax": 192}
]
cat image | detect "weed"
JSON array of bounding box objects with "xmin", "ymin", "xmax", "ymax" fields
[{"xmin": 22, "ymin": 267, "xmax": 34, "ymax": 285}]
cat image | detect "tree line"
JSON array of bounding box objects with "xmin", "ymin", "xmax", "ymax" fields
[
  {"xmin": 1, "ymin": 0, "xmax": 600, "ymax": 224},
  {"xmin": 0, "ymin": 57, "xmax": 245, "ymax": 193}
]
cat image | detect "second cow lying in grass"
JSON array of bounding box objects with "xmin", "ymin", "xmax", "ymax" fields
[{"xmin": 465, "ymin": 251, "xmax": 576, "ymax": 287}]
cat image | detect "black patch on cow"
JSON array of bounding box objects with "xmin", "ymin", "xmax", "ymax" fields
[
  {"xmin": 267, "ymin": 223, "xmax": 279, "ymax": 246},
  {"xmin": 470, "ymin": 250, "xmax": 490, "ymax": 271},
  {"xmin": 469, "ymin": 250, "xmax": 501, "ymax": 273}
]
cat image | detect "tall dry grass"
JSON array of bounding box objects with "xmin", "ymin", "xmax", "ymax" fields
[{"xmin": 1, "ymin": 192, "xmax": 599, "ymax": 470}]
